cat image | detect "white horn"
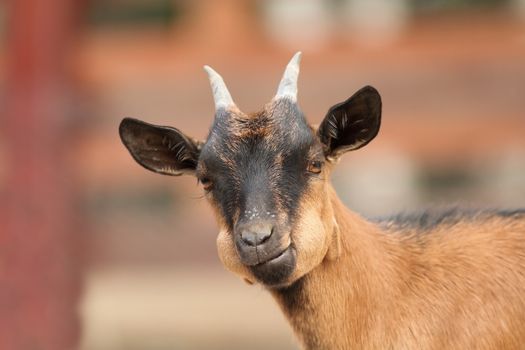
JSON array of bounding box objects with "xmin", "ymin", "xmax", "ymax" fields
[
  {"xmin": 275, "ymin": 51, "xmax": 302, "ymax": 102},
  {"xmin": 204, "ymin": 65, "xmax": 235, "ymax": 110}
]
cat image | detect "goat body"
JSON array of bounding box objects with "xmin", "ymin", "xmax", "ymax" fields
[{"xmin": 274, "ymin": 187, "xmax": 525, "ymax": 349}]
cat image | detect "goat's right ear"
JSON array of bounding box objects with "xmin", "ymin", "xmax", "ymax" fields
[{"xmin": 119, "ymin": 117, "xmax": 202, "ymax": 176}]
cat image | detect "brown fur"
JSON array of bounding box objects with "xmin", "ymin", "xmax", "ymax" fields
[
  {"xmin": 267, "ymin": 185, "xmax": 525, "ymax": 349},
  {"xmin": 206, "ymin": 112, "xmax": 525, "ymax": 348},
  {"xmin": 197, "ymin": 107, "xmax": 525, "ymax": 348}
]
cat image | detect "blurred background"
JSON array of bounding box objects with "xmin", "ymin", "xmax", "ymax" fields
[{"xmin": 0, "ymin": 0, "xmax": 524, "ymax": 349}]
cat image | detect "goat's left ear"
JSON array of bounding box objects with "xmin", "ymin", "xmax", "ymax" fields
[
  {"xmin": 317, "ymin": 86, "xmax": 381, "ymax": 159},
  {"xmin": 119, "ymin": 117, "xmax": 202, "ymax": 176}
]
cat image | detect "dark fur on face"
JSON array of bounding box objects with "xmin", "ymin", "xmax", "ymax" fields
[
  {"xmin": 196, "ymin": 100, "xmax": 325, "ymax": 286},
  {"xmin": 120, "ymin": 71, "xmax": 381, "ymax": 288},
  {"xmin": 199, "ymin": 100, "xmax": 321, "ymax": 229}
]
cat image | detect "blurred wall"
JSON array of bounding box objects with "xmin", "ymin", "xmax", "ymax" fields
[{"xmin": 1, "ymin": 0, "xmax": 524, "ymax": 349}]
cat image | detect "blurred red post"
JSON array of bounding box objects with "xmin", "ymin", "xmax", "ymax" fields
[{"xmin": 0, "ymin": 0, "xmax": 82, "ymax": 349}]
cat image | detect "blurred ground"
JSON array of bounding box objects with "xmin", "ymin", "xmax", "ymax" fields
[{"xmin": 81, "ymin": 267, "xmax": 296, "ymax": 350}]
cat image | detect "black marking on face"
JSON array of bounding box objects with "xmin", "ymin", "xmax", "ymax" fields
[
  {"xmin": 250, "ymin": 246, "xmax": 297, "ymax": 287},
  {"xmin": 198, "ymin": 99, "xmax": 322, "ymax": 233},
  {"xmin": 119, "ymin": 80, "xmax": 384, "ymax": 288},
  {"xmin": 197, "ymin": 100, "xmax": 323, "ymax": 286}
]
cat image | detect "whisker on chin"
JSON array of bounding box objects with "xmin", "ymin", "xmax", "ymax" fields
[{"xmin": 190, "ymin": 193, "xmax": 207, "ymax": 200}]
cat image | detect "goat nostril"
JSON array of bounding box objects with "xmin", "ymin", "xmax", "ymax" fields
[
  {"xmin": 259, "ymin": 227, "xmax": 272, "ymax": 244},
  {"xmin": 241, "ymin": 227, "xmax": 273, "ymax": 246},
  {"xmin": 241, "ymin": 231, "xmax": 256, "ymax": 246}
]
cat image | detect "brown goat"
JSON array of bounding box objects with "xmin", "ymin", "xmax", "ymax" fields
[{"xmin": 119, "ymin": 53, "xmax": 525, "ymax": 349}]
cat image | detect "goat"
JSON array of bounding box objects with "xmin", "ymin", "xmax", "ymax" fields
[{"xmin": 119, "ymin": 52, "xmax": 525, "ymax": 349}]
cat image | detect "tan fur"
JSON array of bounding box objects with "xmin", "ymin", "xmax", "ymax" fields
[
  {"xmin": 286, "ymin": 173, "xmax": 338, "ymax": 283},
  {"xmin": 269, "ymin": 186, "xmax": 525, "ymax": 349},
  {"xmin": 213, "ymin": 164, "xmax": 525, "ymax": 349},
  {"xmin": 203, "ymin": 106, "xmax": 525, "ymax": 349}
]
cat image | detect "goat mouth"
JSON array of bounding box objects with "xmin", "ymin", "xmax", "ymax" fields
[
  {"xmin": 250, "ymin": 246, "xmax": 296, "ymax": 287},
  {"xmin": 256, "ymin": 246, "xmax": 290, "ymax": 265}
]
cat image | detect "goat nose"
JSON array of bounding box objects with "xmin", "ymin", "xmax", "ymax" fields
[{"xmin": 241, "ymin": 225, "xmax": 273, "ymax": 246}]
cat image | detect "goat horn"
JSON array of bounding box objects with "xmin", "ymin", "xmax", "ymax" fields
[
  {"xmin": 204, "ymin": 65, "xmax": 235, "ymax": 110},
  {"xmin": 275, "ymin": 51, "xmax": 302, "ymax": 102}
]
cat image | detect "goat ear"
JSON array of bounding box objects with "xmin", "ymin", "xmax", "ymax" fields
[
  {"xmin": 119, "ymin": 117, "xmax": 201, "ymax": 176},
  {"xmin": 317, "ymin": 86, "xmax": 381, "ymax": 159}
]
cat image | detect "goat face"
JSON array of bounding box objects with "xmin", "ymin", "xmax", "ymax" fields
[{"xmin": 119, "ymin": 53, "xmax": 382, "ymax": 288}]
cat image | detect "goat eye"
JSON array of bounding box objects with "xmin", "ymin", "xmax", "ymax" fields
[
  {"xmin": 307, "ymin": 160, "xmax": 323, "ymax": 174},
  {"xmin": 199, "ymin": 177, "xmax": 213, "ymax": 191}
]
